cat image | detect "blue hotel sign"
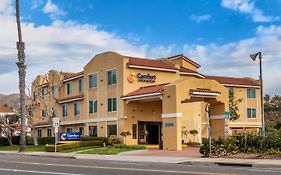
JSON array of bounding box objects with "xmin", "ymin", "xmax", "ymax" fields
[{"xmin": 60, "ymin": 132, "xmax": 80, "ymax": 141}]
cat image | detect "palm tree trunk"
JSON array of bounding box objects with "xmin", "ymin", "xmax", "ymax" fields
[{"xmin": 16, "ymin": 0, "xmax": 27, "ymax": 152}]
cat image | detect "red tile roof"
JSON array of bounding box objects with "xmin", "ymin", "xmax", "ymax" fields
[
  {"xmin": 0, "ymin": 105, "xmax": 14, "ymax": 113},
  {"xmin": 122, "ymin": 83, "xmax": 169, "ymax": 98},
  {"xmin": 60, "ymin": 94, "xmax": 84, "ymax": 103},
  {"xmin": 127, "ymin": 57, "xmax": 177, "ymax": 71},
  {"xmin": 190, "ymin": 88, "xmax": 221, "ymax": 94},
  {"xmin": 179, "ymin": 66, "xmax": 205, "ymax": 77},
  {"xmin": 167, "ymin": 54, "xmax": 201, "ymax": 68},
  {"xmin": 62, "ymin": 71, "xmax": 83, "ymax": 80},
  {"xmin": 206, "ymin": 76, "xmax": 259, "ymax": 86}
]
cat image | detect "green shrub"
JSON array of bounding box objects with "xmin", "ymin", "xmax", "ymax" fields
[
  {"xmin": 38, "ymin": 137, "xmax": 55, "ymax": 145},
  {"xmin": 105, "ymin": 135, "xmax": 122, "ymax": 146},
  {"xmin": 200, "ymin": 133, "xmax": 281, "ymax": 157},
  {"xmin": 80, "ymin": 135, "xmax": 106, "ymax": 142},
  {"xmin": 113, "ymin": 144, "xmax": 146, "ymax": 150},
  {"xmin": 26, "ymin": 136, "xmax": 34, "ymax": 145},
  {"xmin": 45, "ymin": 140, "xmax": 103, "ymax": 152},
  {"xmin": 0, "ymin": 137, "xmax": 9, "ymax": 146},
  {"xmin": 12, "ymin": 136, "xmax": 20, "ymax": 145}
]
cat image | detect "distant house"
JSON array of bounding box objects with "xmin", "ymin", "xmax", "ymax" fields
[{"xmin": 0, "ymin": 104, "xmax": 15, "ymax": 117}]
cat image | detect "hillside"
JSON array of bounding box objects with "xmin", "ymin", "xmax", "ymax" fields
[{"xmin": 0, "ymin": 93, "xmax": 21, "ymax": 109}]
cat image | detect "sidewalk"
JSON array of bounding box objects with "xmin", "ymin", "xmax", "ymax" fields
[{"xmin": 1, "ymin": 150, "xmax": 281, "ymax": 168}]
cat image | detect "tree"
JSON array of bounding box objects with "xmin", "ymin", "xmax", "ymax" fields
[
  {"xmin": 229, "ymin": 98, "xmax": 243, "ymax": 121},
  {"xmin": 0, "ymin": 114, "xmax": 19, "ymax": 145},
  {"xmin": 16, "ymin": 0, "xmax": 27, "ymax": 152},
  {"xmin": 120, "ymin": 131, "xmax": 131, "ymax": 144},
  {"xmin": 189, "ymin": 129, "xmax": 198, "ymax": 143}
]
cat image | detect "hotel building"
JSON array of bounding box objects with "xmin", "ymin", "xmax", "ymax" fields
[{"xmin": 31, "ymin": 51, "xmax": 261, "ymax": 150}]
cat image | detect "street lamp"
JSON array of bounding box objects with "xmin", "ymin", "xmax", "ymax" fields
[{"xmin": 250, "ymin": 52, "xmax": 265, "ymax": 136}]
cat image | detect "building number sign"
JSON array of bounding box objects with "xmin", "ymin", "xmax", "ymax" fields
[{"xmin": 165, "ymin": 122, "xmax": 174, "ymax": 127}]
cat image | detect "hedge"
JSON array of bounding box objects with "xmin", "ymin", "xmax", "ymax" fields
[
  {"xmin": 113, "ymin": 144, "xmax": 146, "ymax": 150},
  {"xmin": 80, "ymin": 135, "xmax": 106, "ymax": 142},
  {"xmin": 45, "ymin": 140, "xmax": 103, "ymax": 152},
  {"xmin": 200, "ymin": 133, "xmax": 281, "ymax": 157}
]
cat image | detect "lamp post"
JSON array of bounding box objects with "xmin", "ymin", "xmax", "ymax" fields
[{"xmin": 250, "ymin": 52, "xmax": 265, "ymax": 136}]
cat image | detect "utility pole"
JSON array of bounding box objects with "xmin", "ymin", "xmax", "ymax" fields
[{"xmin": 16, "ymin": 0, "xmax": 27, "ymax": 152}]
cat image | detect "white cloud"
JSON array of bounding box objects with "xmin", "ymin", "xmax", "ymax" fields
[
  {"xmin": 0, "ymin": 1, "xmax": 147, "ymax": 94},
  {"xmin": 221, "ymin": 0, "xmax": 279, "ymax": 22},
  {"xmin": 149, "ymin": 45, "xmax": 177, "ymax": 58},
  {"xmin": 42, "ymin": 0, "xmax": 65, "ymax": 19},
  {"xmin": 190, "ymin": 14, "xmax": 212, "ymax": 23},
  {"xmin": 183, "ymin": 25, "xmax": 281, "ymax": 95}
]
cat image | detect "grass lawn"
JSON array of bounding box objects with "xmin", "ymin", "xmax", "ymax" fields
[
  {"xmin": 80, "ymin": 147, "xmax": 134, "ymax": 155},
  {"xmin": 0, "ymin": 145, "xmax": 45, "ymax": 152},
  {"xmin": 62, "ymin": 146, "xmax": 139, "ymax": 155}
]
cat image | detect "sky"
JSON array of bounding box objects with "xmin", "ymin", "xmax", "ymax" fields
[{"xmin": 0, "ymin": 0, "xmax": 281, "ymax": 95}]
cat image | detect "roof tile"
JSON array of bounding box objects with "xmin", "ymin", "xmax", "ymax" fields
[
  {"xmin": 206, "ymin": 76, "xmax": 259, "ymax": 86},
  {"xmin": 123, "ymin": 83, "xmax": 169, "ymax": 98}
]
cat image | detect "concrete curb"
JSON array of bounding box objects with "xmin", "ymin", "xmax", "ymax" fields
[{"xmin": 0, "ymin": 151, "xmax": 76, "ymax": 159}]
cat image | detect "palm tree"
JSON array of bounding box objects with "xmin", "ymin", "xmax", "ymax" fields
[{"xmin": 16, "ymin": 0, "xmax": 27, "ymax": 152}]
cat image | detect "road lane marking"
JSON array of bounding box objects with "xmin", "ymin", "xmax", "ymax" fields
[
  {"xmin": 0, "ymin": 160, "xmax": 238, "ymax": 175},
  {"xmin": 0, "ymin": 168, "xmax": 84, "ymax": 175}
]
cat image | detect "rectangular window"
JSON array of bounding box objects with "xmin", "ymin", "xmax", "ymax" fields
[
  {"xmin": 229, "ymin": 87, "xmax": 234, "ymax": 99},
  {"xmin": 247, "ymin": 108, "xmax": 257, "ymax": 118},
  {"xmin": 107, "ymin": 125, "xmax": 117, "ymax": 137},
  {"xmin": 74, "ymin": 102, "xmax": 80, "ymax": 116},
  {"xmin": 37, "ymin": 128, "xmax": 42, "ymax": 138},
  {"xmin": 62, "ymin": 104, "xmax": 67, "ymax": 117},
  {"xmin": 47, "ymin": 128, "xmax": 52, "ymax": 137},
  {"xmin": 66, "ymin": 128, "xmax": 73, "ymax": 132},
  {"xmin": 79, "ymin": 127, "xmax": 84, "ymax": 135},
  {"xmin": 89, "ymin": 74, "xmax": 97, "ymax": 88},
  {"xmin": 247, "ymin": 88, "xmax": 256, "ymax": 98},
  {"xmin": 52, "ymin": 85, "xmax": 56, "ymax": 96},
  {"xmin": 89, "ymin": 126, "xmax": 97, "ymax": 137},
  {"xmin": 66, "ymin": 83, "xmax": 72, "ymax": 95},
  {"xmin": 107, "ymin": 98, "xmax": 117, "ymax": 112},
  {"xmin": 33, "ymin": 90, "xmax": 37, "ymax": 99},
  {"xmin": 132, "ymin": 124, "xmax": 137, "ymax": 139},
  {"xmin": 89, "ymin": 100, "xmax": 98, "ymax": 114},
  {"xmin": 42, "ymin": 86, "xmax": 47, "ymax": 96},
  {"xmin": 107, "ymin": 70, "xmax": 117, "ymax": 85},
  {"xmin": 79, "ymin": 79, "xmax": 84, "ymax": 92},
  {"xmin": 41, "ymin": 110, "xmax": 47, "ymax": 118}
]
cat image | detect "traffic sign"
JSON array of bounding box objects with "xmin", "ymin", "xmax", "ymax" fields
[{"xmin": 52, "ymin": 117, "xmax": 60, "ymax": 127}]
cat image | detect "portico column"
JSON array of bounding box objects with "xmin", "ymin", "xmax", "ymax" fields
[{"xmin": 162, "ymin": 113, "xmax": 182, "ymax": 151}]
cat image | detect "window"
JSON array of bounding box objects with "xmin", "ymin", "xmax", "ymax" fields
[
  {"xmin": 37, "ymin": 128, "xmax": 42, "ymax": 138},
  {"xmin": 79, "ymin": 79, "xmax": 84, "ymax": 92},
  {"xmin": 89, "ymin": 74, "xmax": 97, "ymax": 88},
  {"xmin": 107, "ymin": 70, "xmax": 117, "ymax": 85},
  {"xmin": 107, "ymin": 98, "xmax": 117, "ymax": 112},
  {"xmin": 62, "ymin": 104, "xmax": 67, "ymax": 117},
  {"xmin": 66, "ymin": 128, "xmax": 73, "ymax": 132},
  {"xmin": 79, "ymin": 127, "xmax": 84, "ymax": 135},
  {"xmin": 247, "ymin": 88, "xmax": 256, "ymax": 98},
  {"xmin": 66, "ymin": 83, "xmax": 72, "ymax": 95},
  {"xmin": 107, "ymin": 125, "xmax": 117, "ymax": 136},
  {"xmin": 247, "ymin": 108, "xmax": 257, "ymax": 118},
  {"xmin": 132, "ymin": 124, "xmax": 137, "ymax": 139},
  {"xmin": 89, "ymin": 126, "xmax": 97, "ymax": 137},
  {"xmin": 52, "ymin": 85, "xmax": 56, "ymax": 96},
  {"xmin": 74, "ymin": 102, "xmax": 80, "ymax": 116},
  {"xmin": 229, "ymin": 87, "xmax": 234, "ymax": 99},
  {"xmin": 42, "ymin": 86, "xmax": 47, "ymax": 96},
  {"xmin": 47, "ymin": 128, "xmax": 52, "ymax": 137},
  {"xmin": 33, "ymin": 90, "xmax": 37, "ymax": 99},
  {"xmin": 41, "ymin": 110, "xmax": 47, "ymax": 118},
  {"xmin": 89, "ymin": 100, "xmax": 98, "ymax": 114}
]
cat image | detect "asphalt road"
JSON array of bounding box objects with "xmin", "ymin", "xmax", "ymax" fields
[{"xmin": 0, "ymin": 154, "xmax": 280, "ymax": 175}]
